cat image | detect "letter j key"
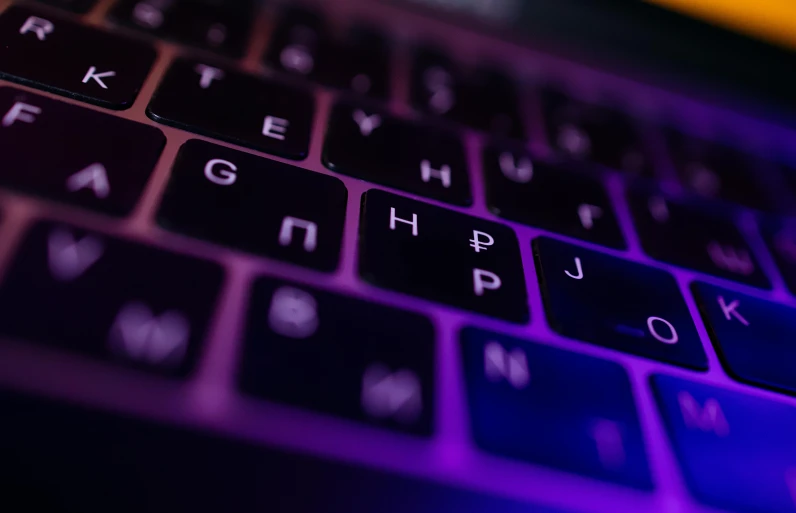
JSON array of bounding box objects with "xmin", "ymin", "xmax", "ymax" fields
[
  {"xmin": 359, "ymin": 190, "xmax": 528, "ymax": 322},
  {"xmin": 653, "ymin": 375, "xmax": 796, "ymax": 513},
  {"xmin": 534, "ymin": 237, "xmax": 706, "ymax": 368}
]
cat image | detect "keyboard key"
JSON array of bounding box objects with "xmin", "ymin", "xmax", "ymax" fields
[
  {"xmin": 534, "ymin": 236, "xmax": 706, "ymax": 368},
  {"xmin": 0, "ymin": 87, "xmax": 165, "ymax": 216},
  {"xmin": 462, "ymin": 327, "xmax": 652, "ymax": 488},
  {"xmin": 239, "ymin": 278, "xmax": 435, "ymax": 435},
  {"xmin": 0, "ymin": 5, "xmax": 156, "ymax": 109},
  {"xmin": 147, "ymin": 58, "xmax": 314, "ymax": 160},
  {"xmin": 628, "ymin": 188, "xmax": 770, "ymax": 288},
  {"xmin": 411, "ymin": 48, "xmax": 524, "ymax": 139},
  {"xmin": 483, "ymin": 143, "xmax": 625, "ymax": 248},
  {"xmin": 0, "ymin": 221, "xmax": 223, "ymax": 377},
  {"xmin": 653, "ymin": 375, "xmax": 796, "ymax": 513},
  {"xmin": 762, "ymin": 220, "xmax": 796, "ymax": 295},
  {"xmin": 110, "ymin": 0, "xmax": 254, "ymax": 57},
  {"xmin": 158, "ymin": 140, "xmax": 346, "ymax": 271},
  {"xmin": 323, "ymin": 101, "xmax": 471, "ymax": 205},
  {"xmin": 0, "ymin": 390, "xmax": 564, "ymax": 513},
  {"xmin": 36, "ymin": 0, "xmax": 97, "ymax": 13},
  {"xmin": 322, "ymin": 27, "xmax": 390, "ymax": 99},
  {"xmin": 359, "ymin": 190, "xmax": 528, "ymax": 323},
  {"xmin": 693, "ymin": 281, "xmax": 796, "ymax": 395},
  {"xmin": 264, "ymin": 7, "xmax": 327, "ymax": 81},
  {"xmin": 540, "ymin": 89, "xmax": 652, "ymax": 176},
  {"xmin": 666, "ymin": 130, "xmax": 769, "ymax": 210}
]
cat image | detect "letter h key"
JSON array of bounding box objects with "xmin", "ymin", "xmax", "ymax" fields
[{"xmin": 359, "ymin": 189, "xmax": 528, "ymax": 323}]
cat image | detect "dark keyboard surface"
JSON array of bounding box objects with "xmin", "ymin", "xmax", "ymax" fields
[{"xmin": 3, "ymin": 1, "xmax": 796, "ymax": 513}]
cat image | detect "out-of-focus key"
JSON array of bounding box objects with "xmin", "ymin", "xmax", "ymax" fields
[
  {"xmin": 0, "ymin": 87, "xmax": 165, "ymax": 216},
  {"xmin": 0, "ymin": 221, "xmax": 223, "ymax": 377},
  {"xmin": 461, "ymin": 327, "xmax": 652, "ymax": 489},
  {"xmin": 239, "ymin": 277, "xmax": 435, "ymax": 435},
  {"xmin": 0, "ymin": 5, "xmax": 156, "ymax": 109},
  {"xmin": 147, "ymin": 58, "xmax": 314, "ymax": 160},
  {"xmin": 653, "ymin": 375, "xmax": 796, "ymax": 513},
  {"xmin": 36, "ymin": 0, "xmax": 97, "ymax": 13}
]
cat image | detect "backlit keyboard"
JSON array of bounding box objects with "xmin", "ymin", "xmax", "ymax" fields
[{"xmin": 2, "ymin": 1, "xmax": 796, "ymax": 513}]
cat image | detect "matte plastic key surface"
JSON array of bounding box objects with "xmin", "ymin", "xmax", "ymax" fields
[
  {"xmin": 157, "ymin": 140, "xmax": 347, "ymax": 271},
  {"xmin": 653, "ymin": 375, "xmax": 796, "ymax": 513},
  {"xmin": 693, "ymin": 281, "xmax": 796, "ymax": 395},
  {"xmin": 324, "ymin": 101, "xmax": 471, "ymax": 205},
  {"xmin": 628, "ymin": 187, "xmax": 770, "ymax": 288},
  {"xmin": 0, "ymin": 221, "xmax": 223, "ymax": 377},
  {"xmin": 0, "ymin": 5, "xmax": 156, "ymax": 109},
  {"xmin": 147, "ymin": 58, "xmax": 314, "ymax": 160},
  {"xmin": 359, "ymin": 190, "xmax": 528, "ymax": 323},
  {"xmin": 0, "ymin": 87, "xmax": 165, "ymax": 216},
  {"xmin": 534, "ymin": 236, "xmax": 706, "ymax": 368},
  {"xmin": 483, "ymin": 142, "xmax": 625, "ymax": 249},
  {"xmin": 239, "ymin": 277, "xmax": 435, "ymax": 436},
  {"xmin": 461, "ymin": 327, "xmax": 652, "ymax": 489}
]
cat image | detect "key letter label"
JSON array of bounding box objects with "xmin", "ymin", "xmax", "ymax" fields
[
  {"xmin": 204, "ymin": 158, "xmax": 237, "ymax": 186},
  {"xmin": 108, "ymin": 302, "xmax": 190, "ymax": 368},
  {"xmin": 498, "ymin": 152, "xmax": 533, "ymax": 183},
  {"xmin": 578, "ymin": 204, "xmax": 603, "ymax": 230},
  {"xmin": 677, "ymin": 391, "xmax": 730, "ymax": 436},
  {"xmin": 268, "ymin": 286, "xmax": 319, "ymax": 338},
  {"xmin": 280, "ymin": 44, "xmax": 314, "ymax": 74},
  {"xmin": 361, "ymin": 363, "xmax": 422, "ymax": 423},
  {"xmin": 47, "ymin": 229, "xmax": 104, "ymax": 281},
  {"xmin": 647, "ymin": 316, "xmax": 678, "ymax": 344},
  {"xmin": 66, "ymin": 163, "xmax": 110, "ymax": 198},
  {"xmin": 352, "ymin": 110, "xmax": 381, "ymax": 137},
  {"xmin": 717, "ymin": 296, "xmax": 749, "ymax": 326},
  {"xmin": 648, "ymin": 196, "xmax": 669, "ymax": 223},
  {"xmin": 20, "ymin": 16, "xmax": 53, "ymax": 41},
  {"xmin": 3, "ymin": 102, "xmax": 40, "ymax": 127},
  {"xmin": 706, "ymin": 241, "xmax": 755, "ymax": 275},
  {"xmin": 470, "ymin": 230, "xmax": 494, "ymax": 253},
  {"xmin": 423, "ymin": 66, "xmax": 454, "ymax": 114},
  {"xmin": 557, "ymin": 123, "xmax": 591, "ymax": 157},
  {"xmin": 484, "ymin": 342, "xmax": 529, "ymax": 389},
  {"xmin": 195, "ymin": 64, "xmax": 224, "ymax": 89},
  {"xmin": 565, "ymin": 257, "xmax": 584, "ymax": 280},
  {"xmin": 132, "ymin": 2, "xmax": 164, "ymax": 28},
  {"xmin": 420, "ymin": 160, "xmax": 452, "ymax": 188},
  {"xmin": 82, "ymin": 67, "xmax": 116, "ymax": 89},
  {"xmin": 279, "ymin": 217, "xmax": 318, "ymax": 252},
  {"xmin": 389, "ymin": 207, "xmax": 418, "ymax": 236},
  {"xmin": 262, "ymin": 116, "xmax": 289, "ymax": 140},
  {"xmin": 473, "ymin": 268, "xmax": 501, "ymax": 296},
  {"xmin": 590, "ymin": 419, "xmax": 626, "ymax": 470}
]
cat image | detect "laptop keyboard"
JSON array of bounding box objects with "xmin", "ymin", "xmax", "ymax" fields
[{"xmin": 2, "ymin": 1, "xmax": 796, "ymax": 513}]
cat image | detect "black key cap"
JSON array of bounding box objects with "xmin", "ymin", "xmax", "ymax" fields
[
  {"xmin": 359, "ymin": 190, "xmax": 528, "ymax": 322},
  {"xmin": 239, "ymin": 278, "xmax": 435, "ymax": 435},
  {"xmin": 323, "ymin": 101, "xmax": 471, "ymax": 205},
  {"xmin": 264, "ymin": 7, "xmax": 327, "ymax": 81},
  {"xmin": 653, "ymin": 375, "xmax": 796, "ymax": 513},
  {"xmin": 666, "ymin": 130, "xmax": 769, "ymax": 210},
  {"xmin": 762, "ymin": 220, "xmax": 796, "ymax": 295},
  {"xmin": 0, "ymin": 5, "xmax": 156, "ymax": 109},
  {"xmin": 0, "ymin": 87, "xmax": 165, "ymax": 216},
  {"xmin": 0, "ymin": 221, "xmax": 223, "ymax": 377},
  {"xmin": 483, "ymin": 143, "xmax": 625, "ymax": 249},
  {"xmin": 0, "ymin": 391, "xmax": 563, "ymax": 513},
  {"xmin": 148, "ymin": 58, "xmax": 314, "ymax": 160},
  {"xmin": 693, "ymin": 281, "xmax": 796, "ymax": 395},
  {"xmin": 540, "ymin": 89, "xmax": 652, "ymax": 176},
  {"xmin": 110, "ymin": 0, "xmax": 253, "ymax": 57},
  {"xmin": 36, "ymin": 0, "xmax": 97, "ymax": 14},
  {"xmin": 158, "ymin": 140, "xmax": 346, "ymax": 271},
  {"xmin": 534, "ymin": 236, "xmax": 706, "ymax": 368},
  {"xmin": 461, "ymin": 327, "xmax": 652, "ymax": 489},
  {"xmin": 628, "ymin": 188, "xmax": 770, "ymax": 288},
  {"xmin": 322, "ymin": 27, "xmax": 390, "ymax": 99},
  {"xmin": 411, "ymin": 48, "xmax": 524, "ymax": 139}
]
